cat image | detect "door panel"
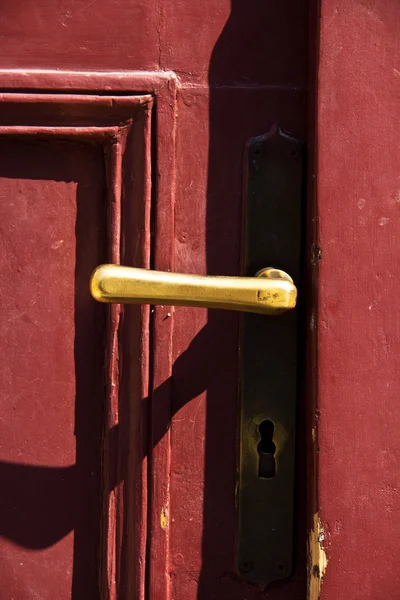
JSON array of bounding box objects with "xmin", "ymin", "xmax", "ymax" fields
[
  {"xmin": 0, "ymin": 89, "xmax": 157, "ymax": 598},
  {"xmin": 0, "ymin": 138, "xmax": 106, "ymax": 598}
]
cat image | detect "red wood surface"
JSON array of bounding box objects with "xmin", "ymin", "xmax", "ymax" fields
[
  {"xmin": 317, "ymin": 1, "xmax": 400, "ymax": 599},
  {"xmin": 168, "ymin": 87, "xmax": 307, "ymax": 600},
  {"xmin": 161, "ymin": 2, "xmax": 309, "ymax": 595},
  {"xmin": 0, "ymin": 137, "xmax": 107, "ymax": 598}
]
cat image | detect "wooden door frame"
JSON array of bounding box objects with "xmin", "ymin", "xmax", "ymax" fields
[{"xmin": 310, "ymin": 0, "xmax": 400, "ymax": 598}]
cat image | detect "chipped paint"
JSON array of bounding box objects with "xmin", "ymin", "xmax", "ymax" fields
[
  {"xmin": 311, "ymin": 427, "xmax": 316, "ymax": 443},
  {"xmin": 308, "ymin": 513, "xmax": 328, "ymax": 599},
  {"xmin": 311, "ymin": 245, "xmax": 322, "ymax": 264},
  {"xmin": 160, "ymin": 506, "xmax": 169, "ymax": 530}
]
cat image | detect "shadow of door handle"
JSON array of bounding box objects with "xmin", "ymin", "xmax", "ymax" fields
[{"xmin": 90, "ymin": 265, "xmax": 296, "ymax": 314}]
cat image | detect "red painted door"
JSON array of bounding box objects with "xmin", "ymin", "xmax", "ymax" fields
[{"xmin": 4, "ymin": 0, "xmax": 395, "ymax": 599}]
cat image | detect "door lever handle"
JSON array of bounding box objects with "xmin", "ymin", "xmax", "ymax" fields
[{"xmin": 90, "ymin": 265, "xmax": 296, "ymax": 314}]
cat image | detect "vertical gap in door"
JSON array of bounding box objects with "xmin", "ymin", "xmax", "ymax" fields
[{"xmin": 306, "ymin": 0, "xmax": 321, "ymax": 596}]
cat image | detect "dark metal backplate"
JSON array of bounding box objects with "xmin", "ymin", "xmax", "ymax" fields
[{"xmin": 238, "ymin": 125, "xmax": 304, "ymax": 587}]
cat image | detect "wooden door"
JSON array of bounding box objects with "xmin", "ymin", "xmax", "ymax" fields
[{"xmin": 0, "ymin": 0, "xmax": 321, "ymax": 599}]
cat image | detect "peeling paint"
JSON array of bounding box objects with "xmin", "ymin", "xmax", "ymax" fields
[
  {"xmin": 160, "ymin": 506, "xmax": 169, "ymax": 530},
  {"xmin": 308, "ymin": 513, "xmax": 328, "ymax": 599},
  {"xmin": 311, "ymin": 245, "xmax": 322, "ymax": 264}
]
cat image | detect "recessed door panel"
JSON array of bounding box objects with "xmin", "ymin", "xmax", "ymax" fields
[
  {"xmin": 0, "ymin": 91, "xmax": 155, "ymax": 598},
  {"xmin": 0, "ymin": 138, "xmax": 106, "ymax": 598}
]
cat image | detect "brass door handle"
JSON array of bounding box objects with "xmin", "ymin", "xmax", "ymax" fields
[{"xmin": 90, "ymin": 265, "xmax": 296, "ymax": 314}]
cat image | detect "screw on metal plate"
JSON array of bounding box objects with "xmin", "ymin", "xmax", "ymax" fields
[{"xmin": 239, "ymin": 560, "xmax": 254, "ymax": 574}]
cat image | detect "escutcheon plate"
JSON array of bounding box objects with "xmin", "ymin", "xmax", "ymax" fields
[{"xmin": 238, "ymin": 125, "xmax": 304, "ymax": 587}]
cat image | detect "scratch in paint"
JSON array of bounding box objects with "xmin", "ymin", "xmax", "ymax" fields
[
  {"xmin": 76, "ymin": 0, "xmax": 98, "ymax": 14},
  {"xmin": 160, "ymin": 506, "xmax": 169, "ymax": 530}
]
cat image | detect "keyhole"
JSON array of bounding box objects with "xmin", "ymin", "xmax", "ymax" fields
[{"xmin": 258, "ymin": 420, "xmax": 276, "ymax": 478}]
